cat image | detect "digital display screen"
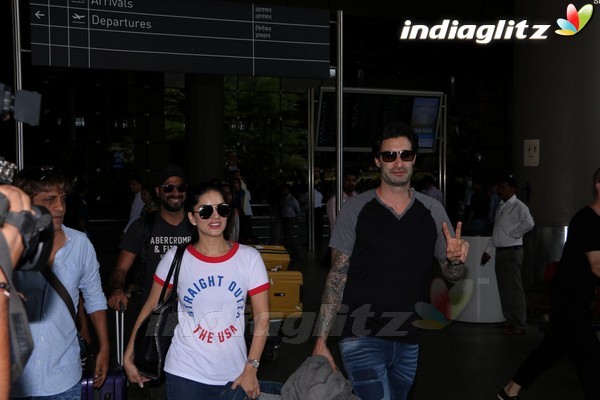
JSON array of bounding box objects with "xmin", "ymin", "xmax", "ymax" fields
[{"xmin": 316, "ymin": 87, "xmax": 443, "ymax": 153}]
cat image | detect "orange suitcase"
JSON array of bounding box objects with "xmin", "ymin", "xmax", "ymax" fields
[
  {"xmin": 266, "ymin": 270, "xmax": 302, "ymax": 318},
  {"xmin": 253, "ymin": 245, "xmax": 291, "ymax": 271}
]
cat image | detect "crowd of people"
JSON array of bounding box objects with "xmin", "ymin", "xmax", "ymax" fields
[{"xmin": 1, "ymin": 122, "xmax": 599, "ymax": 400}]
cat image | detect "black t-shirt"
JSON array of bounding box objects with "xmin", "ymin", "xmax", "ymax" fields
[
  {"xmin": 551, "ymin": 206, "xmax": 600, "ymax": 310},
  {"xmin": 120, "ymin": 212, "xmax": 194, "ymax": 297},
  {"xmin": 330, "ymin": 189, "xmax": 452, "ymax": 342}
]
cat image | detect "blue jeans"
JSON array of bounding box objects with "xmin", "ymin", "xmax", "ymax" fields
[
  {"xmin": 166, "ymin": 373, "xmax": 282, "ymax": 400},
  {"xmin": 11, "ymin": 381, "xmax": 80, "ymax": 400},
  {"xmin": 340, "ymin": 336, "xmax": 419, "ymax": 400}
]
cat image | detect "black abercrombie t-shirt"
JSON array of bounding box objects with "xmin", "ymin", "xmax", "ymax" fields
[{"xmin": 120, "ymin": 213, "xmax": 193, "ymax": 298}]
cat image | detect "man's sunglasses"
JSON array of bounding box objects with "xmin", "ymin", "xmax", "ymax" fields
[
  {"xmin": 161, "ymin": 183, "xmax": 188, "ymax": 193},
  {"xmin": 378, "ymin": 150, "xmax": 416, "ymax": 163},
  {"xmin": 30, "ymin": 166, "xmax": 57, "ymax": 181},
  {"xmin": 193, "ymin": 203, "xmax": 232, "ymax": 219}
]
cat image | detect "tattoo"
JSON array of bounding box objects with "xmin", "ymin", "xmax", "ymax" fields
[
  {"xmin": 315, "ymin": 249, "xmax": 349, "ymax": 338},
  {"xmin": 440, "ymin": 259, "xmax": 465, "ymax": 283}
]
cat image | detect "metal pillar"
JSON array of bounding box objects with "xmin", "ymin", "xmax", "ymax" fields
[
  {"xmin": 307, "ymin": 88, "xmax": 315, "ymax": 251},
  {"xmin": 11, "ymin": 0, "xmax": 24, "ymax": 169},
  {"xmin": 335, "ymin": 10, "xmax": 343, "ymax": 216}
]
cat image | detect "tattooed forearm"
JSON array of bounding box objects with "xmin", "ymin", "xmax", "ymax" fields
[{"xmin": 315, "ymin": 249, "xmax": 350, "ymax": 338}]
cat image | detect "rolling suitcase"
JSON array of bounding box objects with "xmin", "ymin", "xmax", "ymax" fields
[
  {"xmin": 245, "ymin": 271, "xmax": 302, "ymax": 360},
  {"xmin": 82, "ymin": 309, "xmax": 127, "ymax": 400},
  {"xmin": 267, "ymin": 270, "xmax": 303, "ymax": 318},
  {"xmin": 253, "ymin": 245, "xmax": 291, "ymax": 271}
]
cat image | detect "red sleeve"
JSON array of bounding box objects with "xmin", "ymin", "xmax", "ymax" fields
[
  {"xmin": 248, "ymin": 281, "xmax": 270, "ymax": 297},
  {"xmin": 153, "ymin": 274, "xmax": 173, "ymax": 289}
]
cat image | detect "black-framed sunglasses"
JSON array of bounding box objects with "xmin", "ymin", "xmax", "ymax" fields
[
  {"xmin": 193, "ymin": 203, "xmax": 231, "ymax": 219},
  {"xmin": 378, "ymin": 150, "xmax": 416, "ymax": 163},
  {"xmin": 161, "ymin": 183, "xmax": 188, "ymax": 193}
]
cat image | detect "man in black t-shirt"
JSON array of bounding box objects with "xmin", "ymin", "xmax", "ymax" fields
[
  {"xmin": 107, "ymin": 164, "xmax": 194, "ymax": 400},
  {"xmin": 498, "ymin": 168, "xmax": 600, "ymax": 400},
  {"xmin": 108, "ymin": 164, "xmax": 193, "ymax": 308},
  {"xmin": 313, "ymin": 122, "xmax": 469, "ymax": 400}
]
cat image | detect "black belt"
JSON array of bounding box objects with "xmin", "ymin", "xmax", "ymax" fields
[{"xmin": 497, "ymin": 245, "xmax": 522, "ymax": 251}]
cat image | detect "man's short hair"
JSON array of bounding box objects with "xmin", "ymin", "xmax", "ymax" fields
[
  {"xmin": 496, "ymin": 174, "xmax": 516, "ymax": 189},
  {"xmin": 13, "ymin": 166, "xmax": 71, "ymax": 198},
  {"xmin": 128, "ymin": 172, "xmax": 143, "ymax": 184},
  {"xmin": 422, "ymin": 175, "xmax": 435, "ymax": 185},
  {"xmin": 372, "ymin": 121, "xmax": 419, "ymax": 156},
  {"xmin": 343, "ymin": 170, "xmax": 358, "ymax": 179}
]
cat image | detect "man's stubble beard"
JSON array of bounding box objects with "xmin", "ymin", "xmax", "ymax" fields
[{"xmin": 161, "ymin": 198, "xmax": 184, "ymax": 212}]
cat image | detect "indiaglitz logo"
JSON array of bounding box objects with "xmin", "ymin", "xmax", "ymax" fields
[
  {"xmin": 412, "ymin": 278, "xmax": 473, "ymax": 330},
  {"xmin": 555, "ymin": 3, "xmax": 593, "ymax": 35},
  {"xmin": 399, "ymin": 19, "xmax": 551, "ymax": 44},
  {"xmin": 399, "ymin": 3, "xmax": 595, "ymax": 44}
]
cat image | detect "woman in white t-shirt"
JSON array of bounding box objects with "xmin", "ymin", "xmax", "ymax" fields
[{"xmin": 123, "ymin": 183, "xmax": 270, "ymax": 400}]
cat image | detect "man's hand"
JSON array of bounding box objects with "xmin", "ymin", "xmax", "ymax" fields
[
  {"xmin": 442, "ymin": 221, "xmax": 469, "ymax": 264},
  {"xmin": 93, "ymin": 346, "xmax": 110, "ymax": 388},
  {"xmin": 312, "ymin": 338, "xmax": 338, "ymax": 372},
  {"xmin": 0, "ymin": 185, "xmax": 32, "ymax": 266},
  {"xmin": 107, "ymin": 289, "xmax": 129, "ymax": 311},
  {"xmin": 480, "ymin": 252, "xmax": 491, "ymax": 266},
  {"xmin": 108, "ymin": 251, "xmax": 137, "ymax": 310}
]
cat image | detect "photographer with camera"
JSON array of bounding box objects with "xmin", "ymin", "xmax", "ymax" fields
[
  {"xmin": 0, "ymin": 184, "xmax": 34, "ymax": 399},
  {"xmin": 10, "ymin": 166, "xmax": 110, "ymax": 399},
  {"xmin": 0, "ymin": 185, "xmax": 31, "ymax": 264}
]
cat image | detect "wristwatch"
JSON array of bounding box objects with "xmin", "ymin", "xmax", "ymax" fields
[{"xmin": 247, "ymin": 358, "xmax": 260, "ymax": 369}]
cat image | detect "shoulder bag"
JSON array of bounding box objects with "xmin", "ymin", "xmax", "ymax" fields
[
  {"xmin": 133, "ymin": 245, "xmax": 185, "ymax": 380},
  {"xmin": 40, "ymin": 267, "xmax": 91, "ymax": 369}
]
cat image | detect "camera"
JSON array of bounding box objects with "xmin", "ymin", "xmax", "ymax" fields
[
  {"xmin": 0, "ymin": 157, "xmax": 18, "ymax": 185},
  {"xmin": 0, "ymin": 157, "xmax": 53, "ymax": 271},
  {"xmin": 0, "ymin": 83, "xmax": 14, "ymax": 121},
  {"xmin": 0, "ymin": 82, "xmax": 41, "ymax": 126}
]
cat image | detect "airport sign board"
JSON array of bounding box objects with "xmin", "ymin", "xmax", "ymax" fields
[{"xmin": 29, "ymin": 0, "xmax": 330, "ymax": 78}]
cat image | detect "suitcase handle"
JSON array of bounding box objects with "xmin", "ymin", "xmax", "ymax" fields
[{"xmin": 115, "ymin": 306, "xmax": 125, "ymax": 367}]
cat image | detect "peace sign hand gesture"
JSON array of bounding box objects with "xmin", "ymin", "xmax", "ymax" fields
[{"xmin": 443, "ymin": 221, "xmax": 469, "ymax": 264}]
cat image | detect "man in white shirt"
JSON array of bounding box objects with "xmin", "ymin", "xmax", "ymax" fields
[
  {"xmin": 420, "ymin": 175, "xmax": 444, "ymax": 204},
  {"xmin": 300, "ymin": 187, "xmax": 325, "ymax": 245},
  {"xmin": 481, "ymin": 175, "xmax": 534, "ymax": 335},
  {"xmin": 123, "ymin": 173, "xmax": 145, "ymax": 234},
  {"xmin": 322, "ymin": 172, "xmax": 359, "ymax": 266},
  {"xmin": 326, "ymin": 171, "xmax": 359, "ymax": 228}
]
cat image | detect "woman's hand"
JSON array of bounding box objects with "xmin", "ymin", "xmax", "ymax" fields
[
  {"xmin": 123, "ymin": 347, "xmax": 150, "ymax": 388},
  {"xmin": 231, "ymin": 364, "xmax": 260, "ymax": 399}
]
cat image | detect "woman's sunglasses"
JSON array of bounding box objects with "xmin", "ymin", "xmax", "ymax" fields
[
  {"xmin": 378, "ymin": 150, "xmax": 416, "ymax": 163},
  {"xmin": 193, "ymin": 203, "xmax": 231, "ymax": 219}
]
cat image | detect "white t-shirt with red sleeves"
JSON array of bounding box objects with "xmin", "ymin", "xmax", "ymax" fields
[{"xmin": 154, "ymin": 242, "xmax": 270, "ymax": 385}]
